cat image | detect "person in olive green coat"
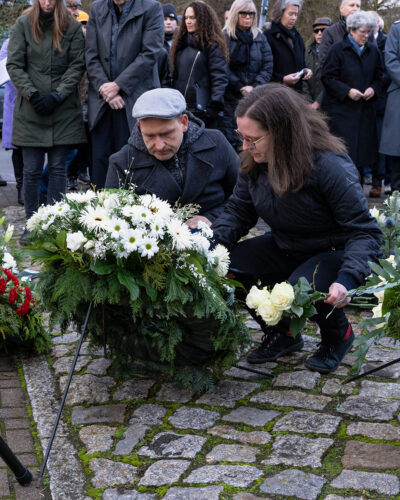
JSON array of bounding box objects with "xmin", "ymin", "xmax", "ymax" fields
[{"xmin": 7, "ymin": 0, "xmax": 86, "ymax": 230}]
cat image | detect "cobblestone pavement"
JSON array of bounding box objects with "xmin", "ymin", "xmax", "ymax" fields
[{"xmin": 1, "ymin": 186, "xmax": 399, "ymax": 500}]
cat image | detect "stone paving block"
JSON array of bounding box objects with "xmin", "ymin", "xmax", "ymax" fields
[
  {"xmin": 138, "ymin": 432, "xmax": 207, "ymax": 458},
  {"xmin": 80, "ymin": 341, "xmax": 105, "ymax": 356},
  {"xmin": 273, "ymin": 410, "xmax": 341, "ymax": 435},
  {"xmin": 86, "ymin": 358, "xmax": 112, "ymax": 375},
  {"xmin": 245, "ymin": 319, "xmax": 260, "ymax": 329},
  {"xmin": 233, "ymin": 494, "xmax": 272, "ymax": 500},
  {"xmin": 273, "ymin": 370, "xmax": 320, "ymax": 389},
  {"xmin": 15, "ymin": 453, "xmax": 38, "ymax": 466},
  {"xmin": 184, "ymin": 465, "xmax": 263, "ymax": 487},
  {"xmin": 206, "ymin": 444, "xmax": 258, "ymax": 463},
  {"xmin": 5, "ymin": 429, "xmax": 35, "ymax": 453},
  {"xmin": 53, "ymin": 355, "xmax": 91, "ymax": 375},
  {"xmin": 250, "ymin": 389, "xmax": 331, "ymax": 410},
  {"xmin": 276, "ymin": 352, "xmax": 305, "ymax": 364},
  {"xmin": 4, "ymin": 418, "xmax": 31, "ymax": 429},
  {"xmin": 163, "ymin": 486, "xmax": 224, "ymax": 499},
  {"xmin": 14, "ymin": 483, "xmax": 46, "ymax": 500},
  {"xmin": 0, "ymin": 378, "xmax": 21, "ymax": 388},
  {"xmin": 114, "ymin": 424, "xmax": 150, "ymax": 455},
  {"xmin": 60, "ymin": 374, "xmax": 116, "ymax": 404},
  {"xmin": 104, "ymin": 491, "xmax": 156, "ymax": 500},
  {"xmin": 225, "ymin": 360, "xmax": 277, "ymax": 380},
  {"xmin": 0, "ymin": 469, "xmax": 10, "ymax": 496},
  {"xmin": 79, "ymin": 425, "xmax": 116, "ymax": 453},
  {"xmin": 346, "ymin": 421, "xmax": 400, "ymax": 440},
  {"xmin": 342, "ymin": 440, "xmax": 400, "ymax": 470},
  {"xmin": 113, "ymin": 380, "xmax": 155, "ymax": 400},
  {"xmin": 51, "ymin": 345, "xmax": 71, "ymax": 358},
  {"xmin": 0, "ymin": 357, "xmax": 15, "ymax": 371},
  {"xmin": 0, "ymin": 407, "xmax": 28, "ymax": 418},
  {"xmin": 169, "ymin": 407, "xmax": 220, "ymax": 429},
  {"xmin": 90, "ymin": 458, "xmax": 138, "ymax": 488},
  {"xmin": 51, "ymin": 332, "xmax": 80, "ymax": 344},
  {"xmin": 330, "ymin": 470, "xmax": 400, "ymax": 495},
  {"xmin": 129, "ymin": 403, "xmax": 166, "ymax": 425},
  {"xmin": 156, "ymin": 383, "xmax": 195, "ymax": 403},
  {"xmin": 337, "ymin": 395, "xmax": 400, "ymax": 421},
  {"xmin": 208, "ymin": 425, "xmax": 271, "ymax": 445},
  {"xmin": 321, "ymin": 378, "xmax": 355, "ymax": 395},
  {"xmin": 260, "ymin": 469, "xmax": 326, "ymax": 500},
  {"xmin": 71, "ymin": 404, "xmax": 126, "ymax": 424},
  {"xmin": 333, "ymin": 365, "xmax": 349, "ymax": 376},
  {"xmin": 360, "ymin": 362, "xmax": 400, "ymax": 379},
  {"xmin": 103, "ymin": 489, "xmax": 157, "ymax": 499},
  {"xmin": 378, "ymin": 337, "xmax": 400, "ymax": 348},
  {"xmin": 262, "ymin": 434, "xmax": 333, "ymax": 468},
  {"xmin": 365, "ymin": 345, "xmax": 400, "ymax": 363},
  {"xmin": 324, "ymin": 496, "xmax": 364, "ymax": 500},
  {"xmin": 0, "ymin": 388, "xmax": 26, "ymax": 406},
  {"xmin": 139, "ymin": 460, "xmax": 190, "ymax": 486},
  {"xmin": 302, "ymin": 335, "xmax": 320, "ymax": 351},
  {"xmin": 195, "ymin": 380, "xmax": 259, "ymax": 408},
  {"xmin": 359, "ymin": 380, "xmax": 400, "ymax": 398},
  {"xmin": 0, "ymin": 371, "xmax": 18, "ymax": 379},
  {"xmin": 222, "ymin": 406, "xmax": 280, "ymax": 427}
]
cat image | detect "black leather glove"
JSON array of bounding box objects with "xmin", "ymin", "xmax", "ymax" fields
[
  {"xmin": 29, "ymin": 92, "xmax": 47, "ymax": 115},
  {"xmin": 41, "ymin": 92, "xmax": 61, "ymax": 114}
]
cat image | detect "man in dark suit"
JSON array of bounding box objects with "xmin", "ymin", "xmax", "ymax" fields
[{"xmin": 105, "ymin": 89, "xmax": 239, "ymax": 228}]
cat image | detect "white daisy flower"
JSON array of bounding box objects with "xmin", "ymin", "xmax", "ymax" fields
[
  {"xmin": 105, "ymin": 218, "xmax": 130, "ymax": 239},
  {"xmin": 149, "ymin": 219, "xmax": 165, "ymax": 238},
  {"xmin": 66, "ymin": 191, "xmax": 97, "ymax": 203},
  {"xmin": 79, "ymin": 206, "xmax": 111, "ymax": 232},
  {"xmin": 139, "ymin": 237, "xmax": 159, "ymax": 258},
  {"xmin": 209, "ymin": 244, "xmax": 230, "ymax": 277},
  {"xmin": 122, "ymin": 229, "xmax": 144, "ymax": 253},
  {"xmin": 168, "ymin": 219, "xmax": 193, "ymax": 250},
  {"xmin": 191, "ymin": 233, "xmax": 210, "ymax": 254},
  {"xmin": 126, "ymin": 205, "xmax": 153, "ymax": 224},
  {"xmin": 147, "ymin": 196, "xmax": 173, "ymax": 220}
]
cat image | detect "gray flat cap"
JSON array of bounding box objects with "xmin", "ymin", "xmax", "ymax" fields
[{"xmin": 132, "ymin": 88, "xmax": 187, "ymax": 120}]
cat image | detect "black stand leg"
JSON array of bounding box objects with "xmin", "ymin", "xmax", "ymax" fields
[
  {"xmin": 0, "ymin": 437, "xmax": 33, "ymax": 486},
  {"xmin": 37, "ymin": 302, "xmax": 93, "ymax": 487},
  {"xmin": 234, "ymin": 364, "xmax": 274, "ymax": 378},
  {"xmin": 346, "ymin": 356, "xmax": 400, "ymax": 383}
]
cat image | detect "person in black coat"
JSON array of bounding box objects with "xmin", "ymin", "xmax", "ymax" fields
[
  {"xmin": 221, "ymin": 0, "xmax": 273, "ymax": 148},
  {"xmin": 170, "ymin": 1, "xmax": 229, "ymax": 129},
  {"xmin": 163, "ymin": 3, "xmax": 178, "ymax": 52},
  {"xmin": 264, "ymin": 0, "xmax": 312, "ymax": 93},
  {"xmin": 105, "ymin": 88, "xmax": 239, "ymax": 227},
  {"xmin": 211, "ymin": 83, "xmax": 382, "ymax": 374},
  {"xmin": 321, "ymin": 11, "xmax": 384, "ymax": 183}
]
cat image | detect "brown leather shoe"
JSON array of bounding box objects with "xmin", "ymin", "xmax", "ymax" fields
[{"xmin": 369, "ymin": 186, "xmax": 382, "ymax": 198}]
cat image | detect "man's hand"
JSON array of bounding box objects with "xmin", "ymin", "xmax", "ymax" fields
[
  {"xmin": 108, "ymin": 95, "xmax": 125, "ymax": 110},
  {"xmin": 240, "ymin": 85, "xmax": 254, "ymax": 96},
  {"xmin": 303, "ymin": 68, "xmax": 313, "ymax": 80},
  {"xmin": 348, "ymin": 88, "xmax": 363, "ymax": 101},
  {"xmin": 283, "ymin": 73, "xmax": 301, "ymax": 85},
  {"xmin": 311, "ymin": 101, "xmax": 320, "ymax": 110},
  {"xmin": 362, "ymin": 87, "xmax": 375, "ymax": 100},
  {"xmin": 99, "ymin": 82, "xmax": 120, "ymax": 102},
  {"xmin": 186, "ymin": 215, "xmax": 212, "ymax": 229},
  {"xmin": 324, "ymin": 282, "xmax": 351, "ymax": 308}
]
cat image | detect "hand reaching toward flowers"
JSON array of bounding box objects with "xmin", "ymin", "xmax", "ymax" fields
[
  {"xmin": 324, "ymin": 282, "xmax": 350, "ymax": 308},
  {"xmin": 186, "ymin": 215, "xmax": 211, "ymax": 229}
]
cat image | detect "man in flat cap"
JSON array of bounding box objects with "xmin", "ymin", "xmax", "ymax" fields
[
  {"xmin": 105, "ymin": 89, "xmax": 239, "ymax": 228},
  {"xmin": 303, "ymin": 17, "xmax": 332, "ymax": 109}
]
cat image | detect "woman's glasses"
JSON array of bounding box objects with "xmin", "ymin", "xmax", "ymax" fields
[
  {"xmin": 313, "ymin": 28, "xmax": 326, "ymax": 34},
  {"xmin": 239, "ymin": 11, "xmax": 256, "ymax": 18},
  {"xmin": 235, "ymin": 129, "xmax": 266, "ymax": 148}
]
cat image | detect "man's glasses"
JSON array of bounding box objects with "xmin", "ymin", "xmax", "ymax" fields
[
  {"xmin": 235, "ymin": 129, "xmax": 266, "ymax": 148},
  {"xmin": 313, "ymin": 28, "xmax": 326, "ymax": 33},
  {"xmin": 239, "ymin": 11, "xmax": 256, "ymax": 18}
]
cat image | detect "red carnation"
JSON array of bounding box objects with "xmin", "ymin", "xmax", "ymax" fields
[
  {"xmin": 3, "ymin": 269, "xmax": 19, "ymax": 287},
  {"xmin": 17, "ymin": 300, "xmax": 31, "ymax": 317},
  {"xmin": 8, "ymin": 287, "xmax": 18, "ymax": 306},
  {"xmin": 0, "ymin": 278, "xmax": 6, "ymax": 295}
]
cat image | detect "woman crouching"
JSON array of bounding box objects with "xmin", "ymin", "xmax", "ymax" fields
[{"xmin": 211, "ymin": 83, "xmax": 382, "ymax": 374}]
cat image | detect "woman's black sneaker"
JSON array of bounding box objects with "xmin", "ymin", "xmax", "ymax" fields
[
  {"xmin": 305, "ymin": 327, "xmax": 354, "ymax": 374},
  {"xmin": 247, "ymin": 331, "xmax": 304, "ymax": 364}
]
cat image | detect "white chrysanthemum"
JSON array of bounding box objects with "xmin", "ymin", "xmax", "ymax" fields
[
  {"xmin": 26, "ymin": 211, "xmax": 42, "ymax": 231},
  {"xmin": 47, "ymin": 202, "xmax": 70, "ymax": 218},
  {"xmin": 246, "ymin": 286, "xmax": 270, "ymax": 310},
  {"xmin": 79, "ymin": 206, "xmax": 111, "ymax": 232},
  {"xmin": 168, "ymin": 219, "xmax": 193, "ymax": 250},
  {"xmin": 105, "ymin": 218, "xmax": 130, "ymax": 239},
  {"xmin": 2, "ymin": 252, "xmax": 18, "ymax": 273},
  {"xmin": 149, "ymin": 219, "xmax": 165, "ymax": 238},
  {"xmin": 191, "ymin": 233, "xmax": 210, "ymax": 254},
  {"xmin": 147, "ymin": 197, "xmax": 173, "ymax": 220},
  {"xmin": 209, "ymin": 244, "xmax": 230, "ymax": 277},
  {"xmin": 122, "ymin": 229, "xmax": 144, "ymax": 253},
  {"xmin": 270, "ymin": 282, "xmax": 295, "ymax": 311},
  {"xmin": 139, "ymin": 237, "xmax": 159, "ymax": 258},
  {"xmin": 126, "ymin": 205, "xmax": 153, "ymax": 224},
  {"xmin": 66, "ymin": 190, "xmax": 97, "ymax": 203},
  {"xmin": 197, "ymin": 220, "xmax": 213, "ymax": 238},
  {"xmin": 66, "ymin": 231, "xmax": 87, "ymax": 252},
  {"xmin": 102, "ymin": 193, "xmax": 120, "ymax": 212}
]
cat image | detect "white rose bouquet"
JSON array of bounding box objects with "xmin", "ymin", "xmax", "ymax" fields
[{"xmin": 27, "ymin": 189, "xmax": 249, "ymax": 391}]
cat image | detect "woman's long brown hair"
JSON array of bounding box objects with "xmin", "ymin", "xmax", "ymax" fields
[
  {"xmin": 236, "ymin": 83, "xmax": 347, "ymax": 196},
  {"xmin": 28, "ymin": 0, "xmax": 72, "ymax": 51},
  {"xmin": 170, "ymin": 1, "xmax": 229, "ymax": 72}
]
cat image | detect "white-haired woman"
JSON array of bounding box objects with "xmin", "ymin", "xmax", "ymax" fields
[
  {"xmin": 221, "ymin": 0, "xmax": 273, "ymax": 148},
  {"xmin": 321, "ymin": 10, "xmax": 384, "ymax": 184},
  {"xmin": 264, "ymin": 0, "xmax": 311, "ymax": 92}
]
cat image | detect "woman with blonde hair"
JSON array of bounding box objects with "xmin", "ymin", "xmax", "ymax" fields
[
  {"xmin": 7, "ymin": 0, "xmax": 86, "ymax": 238},
  {"xmin": 170, "ymin": 1, "xmax": 229, "ymax": 128},
  {"xmin": 222, "ymin": 0, "xmax": 273, "ymax": 147}
]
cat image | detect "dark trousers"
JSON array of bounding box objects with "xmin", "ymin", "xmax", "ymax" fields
[
  {"xmin": 391, "ymin": 156, "xmax": 400, "ymax": 192},
  {"xmin": 372, "ymin": 115, "xmax": 392, "ymax": 188},
  {"xmin": 22, "ymin": 146, "xmax": 69, "ymax": 220},
  {"xmin": 11, "ymin": 148, "xmax": 23, "ymax": 191},
  {"xmin": 230, "ymin": 233, "xmax": 349, "ymax": 343},
  {"xmin": 91, "ymin": 108, "xmax": 129, "ymax": 189},
  {"xmin": 69, "ymin": 122, "xmax": 92, "ymax": 179}
]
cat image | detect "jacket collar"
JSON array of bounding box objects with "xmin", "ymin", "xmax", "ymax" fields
[{"xmin": 98, "ymin": 0, "xmax": 145, "ymax": 27}]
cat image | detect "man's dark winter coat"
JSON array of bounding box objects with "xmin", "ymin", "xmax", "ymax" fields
[
  {"xmin": 105, "ymin": 117, "xmax": 239, "ymax": 222},
  {"xmin": 85, "ymin": 0, "xmax": 163, "ymax": 131},
  {"xmin": 264, "ymin": 22, "xmax": 306, "ymax": 92},
  {"xmin": 319, "ymin": 16, "xmax": 347, "ymax": 67},
  {"xmin": 321, "ymin": 37, "xmax": 384, "ymax": 166},
  {"xmin": 212, "ymin": 151, "xmax": 383, "ymax": 288},
  {"xmin": 302, "ymin": 41, "xmax": 323, "ymax": 103}
]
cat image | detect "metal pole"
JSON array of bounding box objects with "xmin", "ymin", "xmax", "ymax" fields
[
  {"xmin": 37, "ymin": 301, "xmax": 93, "ymax": 487},
  {"xmin": 0, "ymin": 437, "xmax": 33, "ymax": 486},
  {"xmin": 346, "ymin": 355, "xmax": 400, "ymax": 383}
]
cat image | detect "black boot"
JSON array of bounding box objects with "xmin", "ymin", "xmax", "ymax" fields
[
  {"xmin": 247, "ymin": 327, "xmax": 304, "ymax": 363},
  {"xmin": 17, "ymin": 187, "xmax": 24, "ymax": 206},
  {"xmin": 12, "ymin": 149, "xmax": 24, "ymax": 205}
]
